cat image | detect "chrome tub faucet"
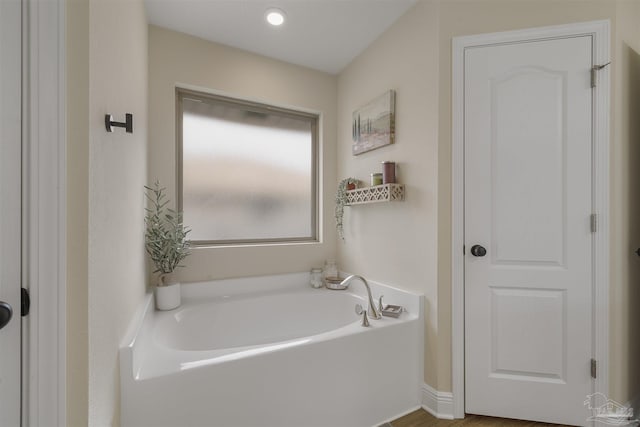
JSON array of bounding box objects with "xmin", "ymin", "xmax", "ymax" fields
[{"xmin": 340, "ymin": 274, "xmax": 381, "ymax": 320}]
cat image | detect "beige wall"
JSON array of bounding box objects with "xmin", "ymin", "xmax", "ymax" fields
[
  {"xmin": 66, "ymin": 0, "xmax": 89, "ymax": 425},
  {"xmin": 87, "ymin": 0, "xmax": 148, "ymax": 425},
  {"xmin": 147, "ymin": 25, "xmax": 338, "ymax": 283},
  {"xmin": 612, "ymin": 0, "xmax": 640, "ymax": 408},
  {"xmin": 336, "ymin": 0, "xmax": 440, "ymax": 386}
]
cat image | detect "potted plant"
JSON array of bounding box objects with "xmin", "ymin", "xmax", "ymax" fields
[
  {"xmin": 335, "ymin": 178, "xmax": 357, "ymax": 240},
  {"xmin": 144, "ymin": 181, "xmax": 191, "ymax": 310}
]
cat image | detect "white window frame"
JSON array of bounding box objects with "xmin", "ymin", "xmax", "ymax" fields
[
  {"xmin": 451, "ymin": 20, "xmax": 610, "ymax": 419},
  {"xmin": 175, "ymin": 87, "xmax": 320, "ymax": 246}
]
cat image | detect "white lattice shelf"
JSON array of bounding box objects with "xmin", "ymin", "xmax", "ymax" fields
[{"xmin": 345, "ymin": 184, "xmax": 405, "ymax": 205}]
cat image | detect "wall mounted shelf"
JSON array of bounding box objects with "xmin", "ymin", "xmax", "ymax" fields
[{"xmin": 345, "ymin": 184, "xmax": 405, "ymax": 205}]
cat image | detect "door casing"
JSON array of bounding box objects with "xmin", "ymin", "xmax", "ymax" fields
[
  {"xmin": 23, "ymin": 0, "xmax": 67, "ymax": 425},
  {"xmin": 1, "ymin": 0, "xmax": 23, "ymax": 423},
  {"xmin": 451, "ymin": 20, "xmax": 610, "ymax": 419}
]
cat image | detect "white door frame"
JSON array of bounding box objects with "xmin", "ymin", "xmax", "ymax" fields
[
  {"xmin": 451, "ymin": 20, "xmax": 610, "ymax": 419},
  {"xmin": 23, "ymin": 0, "xmax": 67, "ymax": 425}
]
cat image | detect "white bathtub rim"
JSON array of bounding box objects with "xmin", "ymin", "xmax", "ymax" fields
[
  {"xmin": 120, "ymin": 291, "xmax": 153, "ymax": 351},
  {"xmin": 128, "ymin": 305, "xmax": 419, "ymax": 380},
  {"xmin": 120, "ymin": 271, "xmax": 424, "ymax": 352},
  {"xmin": 179, "ymin": 271, "xmax": 424, "ymax": 312},
  {"xmin": 120, "ymin": 272, "xmax": 424, "ymax": 381}
]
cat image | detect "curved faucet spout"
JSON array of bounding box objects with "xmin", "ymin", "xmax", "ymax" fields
[{"xmin": 340, "ymin": 274, "xmax": 381, "ymax": 320}]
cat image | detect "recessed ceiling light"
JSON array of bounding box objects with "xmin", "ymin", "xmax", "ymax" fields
[{"xmin": 265, "ymin": 8, "xmax": 286, "ymax": 26}]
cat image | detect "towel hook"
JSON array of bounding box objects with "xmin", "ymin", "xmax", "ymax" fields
[{"xmin": 105, "ymin": 113, "xmax": 133, "ymax": 133}]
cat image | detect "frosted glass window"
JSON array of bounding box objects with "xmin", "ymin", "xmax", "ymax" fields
[{"xmin": 177, "ymin": 90, "xmax": 318, "ymax": 245}]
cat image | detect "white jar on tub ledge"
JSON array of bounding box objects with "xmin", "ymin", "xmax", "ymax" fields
[{"xmin": 310, "ymin": 268, "xmax": 323, "ymax": 288}]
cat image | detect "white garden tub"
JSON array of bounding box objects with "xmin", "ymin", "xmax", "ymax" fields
[{"xmin": 120, "ymin": 272, "xmax": 423, "ymax": 427}]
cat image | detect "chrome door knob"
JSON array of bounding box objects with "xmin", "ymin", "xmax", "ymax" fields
[
  {"xmin": 470, "ymin": 245, "xmax": 487, "ymax": 257},
  {"xmin": 0, "ymin": 301, "xmax": 12, "ymax": 330}
]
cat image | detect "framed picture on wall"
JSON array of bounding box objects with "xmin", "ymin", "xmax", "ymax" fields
[{"xmin": 352, "ymin": 90, "xmax": 395, "ymax": 155}]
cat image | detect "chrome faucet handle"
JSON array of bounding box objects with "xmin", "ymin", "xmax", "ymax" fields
[
  {"xmin": 361, "ymin": 310, "xmax": 370, "ymax": 327},
  {"xmin": 368, "ymin": 300, "xmax": 382, "ymax": 320},
  {"xmin": 355, "ymin": 304, "xmax": 370, "ymax": 327},
  {"xmin": 378, "ymin": 295, "xmax": 384, "ymax": 313}
]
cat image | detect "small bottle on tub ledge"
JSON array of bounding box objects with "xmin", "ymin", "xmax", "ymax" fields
[{"xmin": 310, "ymin": 268, "xmax": 323, "ymax": 288}]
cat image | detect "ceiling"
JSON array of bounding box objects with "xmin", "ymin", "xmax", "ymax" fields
[{"xmin": 144, "ymin": 0, "xmax": 417, "ymax": 74}]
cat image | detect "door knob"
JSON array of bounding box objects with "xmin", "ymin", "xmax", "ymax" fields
[
  {"xmin": 0, "ymin": 301, "xmax": 12, "ymax": 330},
  {"xmin": 470, "ymin": 245, "xmax": 487, "ymax": 257}
]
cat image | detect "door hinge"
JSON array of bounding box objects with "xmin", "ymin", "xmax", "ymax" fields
[
  {"xmin": 591, "ymin": 62, "xmax": 611, "ymax": 88},
  {"xmin": 591, "ymin": 214, "xmax": 598, "ymax": 233},
  {"xmin": 21, "ymin": 288, "xmax": 30, "ymax": 317},
  {"xmin": 591, "ymin": 358, "xmax": 597, "ymax": 379},
  {"xmin": 463, "ymin": 245, "xmax": 466, "ymax": 255}
]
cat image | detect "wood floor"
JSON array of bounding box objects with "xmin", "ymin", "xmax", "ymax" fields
[{"xmin": 390, "ymin": 409, "xmax": 572, "ymax": 427}]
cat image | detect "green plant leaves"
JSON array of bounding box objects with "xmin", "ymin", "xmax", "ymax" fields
[
  {"xmin": 144, "ymin": 180, "xmax": 191, "ymax": 275},
  {"xmin": 335, "ymin": 177, "xmax": 357, "ymax": 241}
]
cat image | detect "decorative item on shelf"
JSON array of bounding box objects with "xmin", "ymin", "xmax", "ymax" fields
[
  {"xmin": 382, "ymin": 161, "xmax": 396, "ymax": 184},
  {"xmin": 352, "ymin": 90, "xmax": 396, "ymax": 155},
  {"xmin": 310, "ymin": 268, "xmax": 323, "ymax": 288},
  {"xmin": 335, "ymin": 177, "xmax": 358, "ymax": 240},
  {"xmin": 144, "ymin": 180, "xmax": 191, "ymax": 311},
  {"xmin": 345, "ymin": 183, "xmax": 405, "ymax": 205},
  {"xmin": 105, "ymin": 113, "xmax": 133, "ymax": 133},
  {"xmin": 370, "ymin": 173, "xmax": 383, "ymax": 186}
]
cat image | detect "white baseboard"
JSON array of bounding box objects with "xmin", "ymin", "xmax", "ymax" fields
[{"xmin": 421, "ymin": 383, "xmax": 454, "ymax": 420}]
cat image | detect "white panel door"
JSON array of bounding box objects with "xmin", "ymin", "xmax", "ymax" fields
[
  {"xmin": 465, "ymin": 36, "xmax": 593, "ymax": 426},
  {"xmin": 0, "ymin": 0, "xmax": 22, "ymax": 425}
]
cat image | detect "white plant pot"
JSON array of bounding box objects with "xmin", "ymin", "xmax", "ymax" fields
[{"xmin": 155, "ymin": 282, "xmax": 181, "ymax": 311}]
